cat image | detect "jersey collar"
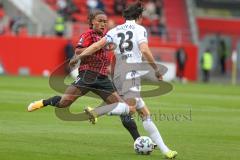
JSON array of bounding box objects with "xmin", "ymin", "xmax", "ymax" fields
[{"xmin": 126, "ymin": 20, "xmax": 136, "ymax": 24}]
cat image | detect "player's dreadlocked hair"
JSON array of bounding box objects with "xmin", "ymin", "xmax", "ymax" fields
[
  {"xmin": 123, "ymin": 0, "xmax": 144, "ymax": 20},
  {"xmin": 88, "ymin": 10, "xmax": 105, "ymax": 29}
]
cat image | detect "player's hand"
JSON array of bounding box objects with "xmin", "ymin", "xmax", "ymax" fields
[
  {"xmin": 155, "ymin": 69, "xmax": 163, "ymax": 81},
  {"xmin": 69, "ymin": 58, "xmax": 78, "ymax": 68}
]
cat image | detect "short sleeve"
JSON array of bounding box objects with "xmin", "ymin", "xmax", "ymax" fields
[
  {"xmin": 136, "ymin": 26, "xmax": 148, "ymax": 44},
  {"xmin": 76, "ymin": 33, "xmax": 92, "ymax": 48},
  {"xmin": 105, "ymin": 28, "xmax": 115, "ymax": 44}
]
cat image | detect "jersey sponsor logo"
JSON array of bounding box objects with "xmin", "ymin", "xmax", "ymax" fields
[{"xmin": 78, "ymin": 38, "xmax": 84, "ymax": 45}]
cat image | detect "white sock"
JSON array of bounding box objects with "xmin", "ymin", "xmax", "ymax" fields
[
  {"xmin": 143, "ymin": 118, "xmax": 170, "ymax": 154},
  {"xmin": 107, "ymin": 102, "xmax": 129, "ymax": 115}
]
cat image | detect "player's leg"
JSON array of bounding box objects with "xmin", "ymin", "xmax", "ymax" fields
[
  {"xmin": 28, "ymin": 85, "xmax": 87, "ymax": 111},
  {"xmin": 103, "ymin": 91, "xmax": 140, "ymax": 140},
  {"xmin": 136, "ymin": 99, "xmax": 177, "ymax": 159},
  {"xmin": 28, "ymin": 70, "xmax": 91, "ymax": 112},
  {"xmin": 120, "ymin": 114, "xmax": 140, "ymax": 141},
  {"xmin": 90, "ymin": 88, "xmax": 136, "ymax": 116},
  {"xmin": 57, "ymin": 85, "xmax": 87, "ymax": 107},
  {"xmin": 90, "ymin": 90, "xmax": 139, "ymax": 138},
  {"xmin": 138, "ymin": 106, "xmax": 170, "ymax": 153},
  {"xmin": 90, "ymin": 74, "xmax": 136, "ymax": 115},
  {"xmin": 83, "ymin": 90, "xmax": 127, "ymax": 124},
  {"xmin": 120, "ymin": 98, "xmax": 140, "ymax": 141},
  {"xmin": 100, "ymin": 88, "xmax": 140, "ymax": 140},
  {"xmin": 110, "ymin": 72, "xmax": 141, "ymax": 140},
  {"xmin": 85, "ymin": 76, "xmax": 136, "ymax": 122}
]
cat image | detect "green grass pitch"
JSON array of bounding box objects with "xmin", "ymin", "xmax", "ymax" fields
[{"xmin": 0, "ymin": 76, "xmax": 240, "ymax": 160}]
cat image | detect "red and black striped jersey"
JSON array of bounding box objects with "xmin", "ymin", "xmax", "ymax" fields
[{"xmin": 76, "ymin": 29, "xmax": 110, "ymax": 76}]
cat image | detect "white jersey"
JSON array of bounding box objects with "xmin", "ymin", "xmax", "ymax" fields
[
  {"xmin": 105, "ymin": 20, "xmax": 148, "ymax": 63},
  {"xmin": 105, "ymin": 20, "xmax": 148, "ymax": 109}
]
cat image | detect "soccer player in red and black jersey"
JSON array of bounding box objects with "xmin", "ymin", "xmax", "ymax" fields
[
  {"xmin": 27, "ymin": 10, "xmax": 140, "ymax": 141},
  {"xmin": 69, "ymin": 1, "xmax": 177, "ymax": 158}
]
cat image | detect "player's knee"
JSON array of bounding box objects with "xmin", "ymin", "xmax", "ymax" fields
[
  {"xmin": 129, "ymin": 106, "xmax": 136, "ymax": 114},
  {"xmin": 126, "ymin": 98, "xmax": 136, "ymax": 106},
  {"xmin": 142, "ymin": 111, "xmax": 150, "ymax": 117},
  {"xmin": 125, "ymin": 98, "xmax": 137, "ymax": 114},
  {"xmin": 137, "ymin": 107, "xmax": 150, "ymax": 119}
]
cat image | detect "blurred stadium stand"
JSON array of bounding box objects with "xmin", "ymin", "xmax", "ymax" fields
[
  {"xmin": 0, "ymin": 0, "xmax": 195, "ymax": 44},
  {"xmin": 2, "ymin": 0, "xmax": 58, "ymax": 35},
  {"xmin": 164, "ymin": 0, "xmax": 191, "ymax": 43},
  {"xmin": 0, "ymin": 0, "xmax": 239, "ymax": 82}
]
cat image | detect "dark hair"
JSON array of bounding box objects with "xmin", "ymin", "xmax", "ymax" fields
[
  {"xmin": 123, "ymin": 0, "xmax": 144, "ymax": 20},
  {"xmin": 88, "ymin": 10, "xmax": 105, "ymax": 29}
]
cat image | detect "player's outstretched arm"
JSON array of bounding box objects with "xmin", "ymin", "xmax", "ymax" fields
[
  {"xmin": 139, "ymin": 42, "xmax": 163, "ymax": 80},
  {"xmin": 75, "ymin": 47, "xmax": 86, "ymax": 55},
  {"xmin": 69, "ymin": 37, "xmax": 107, "ymax": 67}
]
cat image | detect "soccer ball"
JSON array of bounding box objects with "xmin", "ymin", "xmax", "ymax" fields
[{"xmin": 134, "ymin": 136, "xmax": 154, "ymax": 155}]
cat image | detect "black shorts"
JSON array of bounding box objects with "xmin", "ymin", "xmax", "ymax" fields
[{"xmin": 72, "ymin": 70, "xmax": 116, "ymax": 100}]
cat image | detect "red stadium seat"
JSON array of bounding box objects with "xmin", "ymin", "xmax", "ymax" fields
[
  {"xmin": 102, "ymin": 0, "xmax": 114, "ymax": 6},
  {"xmin": 72, "ymin": 0, "xmax": 86, "ymax": 6},
  {"xmin": 127, "ymin": 0, "xmax": 135, "ymax": 4},
  {"xmin": 72, "ymin": 0, "xmax": 88, "ymax": 15},
  {"xmin": 44, "ymin": 0, "xmax": 57, "ymax": 4},
  {"xmin": 72, "ymin": 23, "xmax": 90, "ymax": 45},
  {"xmin": 142, "ymin": 18, "xmax": 152, "ymax": 27},
  {"xmin": 148, "ymin": 36, "xmax": 163, "ymax": 47},
  {"xmin": 72, "ymin": 23, "xmax": 89, "ymax": 35},
  {"xmin": 105, "ymin": 7, "xmax": 114, "ymax": 15},
  {"xmin": 18, "ymin": 27, "xmax": 28, "ymax": 37},
  {"xmin": 0, "ymin": 9, "xmax": 4, "ymax": 18},
  {"xmin": 72, "ymin": 13, "xmax": 88, "ymax": 22},
  {"xmin": 109, "ymin": 16, "xmax": 125, "ymax": 25},
  {"xmin": 3, "ymin": 26, "xmax": 12, "ymax": 35},
  {"xmin": 44, "ymin": 0, "xmax": 58, "ymax": 10}
]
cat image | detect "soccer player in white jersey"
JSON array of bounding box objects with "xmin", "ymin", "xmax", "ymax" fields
[{"xmin": 70, "ymin": 0, "xmax": 177, "ymax": 158}]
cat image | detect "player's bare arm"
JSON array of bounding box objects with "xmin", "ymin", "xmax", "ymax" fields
[
  {"xmin": 75, "ymin": 47, "xmax": 86, "ymax": 55},
  {"xmin": 139, "ymin": 42, "xmax": 163, "ymax": 80},
  {"xmin": 68, "ymin": 47, "xmax": 86, "ymax": 68},
  {"xmin": 69, "ymin": 38, "xmax": 107, "ymax": 67}
]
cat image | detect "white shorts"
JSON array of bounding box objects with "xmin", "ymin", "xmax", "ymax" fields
[
  {"xmin": 113, "ymin": 70, "xmax": 145, "ymax": 110},
  {"xmin": 135, "ymin": 97, "xmax": 145, "ymax": 110}
]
